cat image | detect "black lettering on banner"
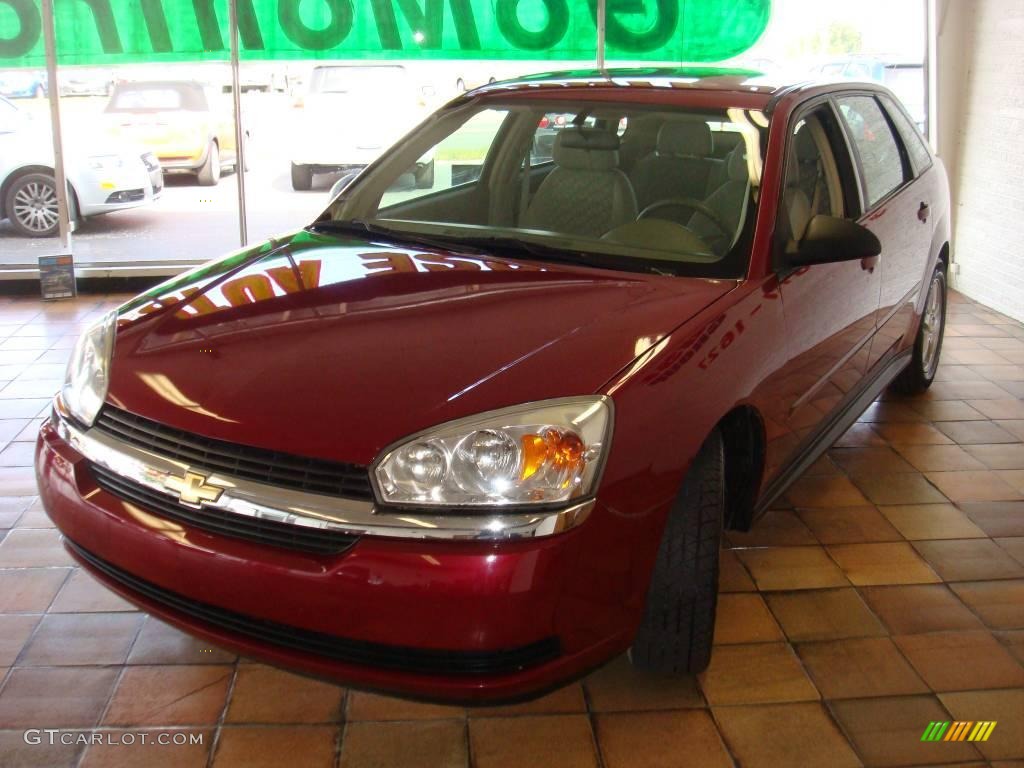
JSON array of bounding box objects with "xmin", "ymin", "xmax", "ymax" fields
[
  {"xmin": 602, "ymin": 0, "xmax": 676, "ymax": 52},
  {"xmin": 140, "ymin": 0, "xmax": 172, "ymax": 52},
  {"xmin": 372, "ymin": 0, "xmax": 480, "ymax": 50},
  {"xmin": 279, "ymin": 0, "xmax": 354, "ymax": 50},
  {"xmin": 0, "ymin": 0, "xmax": 39, "ymax": 58},
  {"xmin": 78, "ymin": 0, "xmax": 123, "ymax": 53},
  {"xmin": 192, "ymin": 0, "xmax": 224, "ymax": 50},
  {"xmin": 496, "ymin": 0, "xmax": 568, "ymax": 50},
  {"xmin": 238, "ymin": 0, "xmax": 265, "ymax": 50}
]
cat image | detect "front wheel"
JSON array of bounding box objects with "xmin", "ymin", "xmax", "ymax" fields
[
  {"xmin": 6, "ymin": 173, "xmax": 60, "ymax": 237},
  {"xmin": 890, "ymin": 264, "xmax": 947, "ymax": 395},
  {"xmin": 291, "ymin": 163, "xmax": 313, "ymax": 191},
  {"xmin": 631, "ymin": 430, "xmax": 724, "ymax": 674}
]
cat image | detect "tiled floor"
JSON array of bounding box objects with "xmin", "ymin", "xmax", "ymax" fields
[{"xmin": 0, "ymin": 290, "xmax": 1023, "ymax": 768}]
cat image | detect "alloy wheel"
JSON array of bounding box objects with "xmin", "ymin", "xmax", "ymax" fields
[
  {"xmin": 920, "ymin": 273, "xmax": 944, "ymax": 378},
  {"xmin": 12, "ymin": 179, "xmax": 59, "ymax": 235}
]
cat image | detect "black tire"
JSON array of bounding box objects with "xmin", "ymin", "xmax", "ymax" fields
[
  {"xmin": 414, "ymin": 160, "xmax": 435, "ymax": 190},
  {"xmin": 631, "ymin": 430, "xmax": 724, "ymax": 674},
  {"xmin": 890, "ymin": 264, "xmax": 947, "ymax": 396},
  {"xmin": 291, "ymin": 162, "xmax": 313, "ymax": 191},
  {"xmin": 5, "ymin": 172, "xmax": 60, "ymax": 237},
  {"xmin": 197, "ymin": 141, "xmax": 221, "ymax": 186}
]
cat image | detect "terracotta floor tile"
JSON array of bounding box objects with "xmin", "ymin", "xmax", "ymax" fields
[
  {"xmin": 925, "ymin": 470, "xmax": 1023, "ymax": 502},
  {"xmin": 595, "ymin": 710, "xmax": 731, "ymax": 768},
  {"xmin": 796, "ymin": 506, "xmax": 903, "ymax": 544},
  {"xmin": 835, "ymin": 422, "xmax": 887, "ymax": 447},
  {"xmin": 999, "ymin": 419, "xmax": 1024, "ymax": 441},
  {"xmin": 878, "ymin": 503, "xmax": 988, "ymax": 540},
  {"xmin": 961, "ymin": 501, "xmax": 1024, "ymax": 537},
  {"xmin": 997, "ymin": 537, "xmax": 1024, "ymax": 566},
  {"xmin": 827, "ymin": 542, "xmax": 941, "ymax": 585},
  {"xmin": 725, "ymin": 510, "xmax": 818, "ymax": 547},
  {"xmin": 48, "ymin": 568, "xmax": 137, "ymax": 612},
  {"xmin": 0, "ymin": 567, "xmax": 68, "ymax": 612},
  {"xmin": 0, "ymin": 666, "xmax": 120, "ymax": 727},
  {"xmin": 996, "ymin": 629, "xmax": 1024, "ymax": 664},
  {"xmin": 927, "ymin": 380, "xmax": 1013, "ymax": 400},
  {"xmin": 909, "ymin": 399, "xmax": 987, "ymax": 421},
  {"xmin": 939, "ymin": 689, "xmax": 1024, "ymax": 761},
  {"xmin": 0, "ymin": 495, "xmax": 31, "ymax": 528},
  {"xmin": 713, "ymin": 593, "xmax": 784, "ymax": 645},
  {"xmin": 893, "ymin": 630, "xmax": 1024, "ymax": 692},
  {"xmin": 19, "ymin": 612, "xmax": 142, "ymax": 666},
  {"xmin": 472, "ymin": 683, "xmax": 585, "ymax": 717},
  {"xmin": 213, "ymin": 726, "xmax": 338, "ymax": 768},
  {"xmin": 968, "ymin": 398, "xmax": 1024, "ymax": 420},
  {"xmin": 0, "ymin": 399, "xmax": 50, "ymax": 419},
  {"xmin": 104, "ymin": 665, "xmax": 233, "ymax": 726},
  {"xmin": 583, "ymin": 654, "xmax": 704, "ymax": 712},
  {"xmin": 914, "ymin": 538, "xmax": 1024, "ymax": 581},
  {"xmin": 764, "ymin": 588, "xmax": 886, "ymax": 641},
  {"xmin": 225, "ymin": 665, "xmax": 344, "ymax": 724},
  {"xmin": 714, "ymin": 701, "xmax": 861, "ymax": 768},
  {"xmin": 339, "ymin": 720, "xmax": 466, "ymax": 768},
  {"xmin": 938, "ymin": 420, "xmax": 1020, "ymax": 445},
  {"xmin": 79, "ymin": 729, "xmax": 213, "ymax": 768},
  {"xmin": 893, "ymin": 444, "xmax": 988, "ymax": 472},
  {"xmin": 0, "ymin": 613, "xmax": 39, "ymax": 666},
  {"xmin": 873, "ymin": 422, "xmax": 954, "ymax": 444},
  {"xmin": 830, "ymin": 446, "xmax": 918, "ymax": 477},
  {"xmin": 0, "ymin": 443, "xmax": 35, "ymax": 468},
  {"xmin": 735, "ymin": 546, "xmax": 849, "ymax": 591},
  {"xmin": 797, "ymin": 636, "xmax": 928, "ymax": 700},
  {"xmin": 830, "ymin": 695, "xmax": 981, "ymax": 766},
  {"xmin": 950, "ymin": 581, "xmax": 1024, "ymax": 630},
  {"xmin": 347, "ymin": 691, "xmax": 465, "ymax": 721},
  {"xmin": 127, "ymin": 617, "xmax": 236, "ymax": 665},
  {"xmin": 785, "ymin": 474, "xmax": 872, "ymax": 507},
  {"xmin": 999, "ymin": 469, "xmax": 1024, "ymax": 493},
  {"xmin": 718, "ymin": 549, "xmax": 756, "ymax": 592},
  {"xmin": 0, "ymin": 728, "xmax": 83, "ymax": 767},
  {"xmin": 698, "ymin": 642, "xmax": 818, "ymax": 705},
  {"xmin": 0, "ymin": 529, "xmax": 73, "ymax": 567},
  {"xmin": 469, "ymin": 715, "xmax": 598, "ymax": 768},
  {"xmin": 860, "ymin": 584, "xmax": 983, "ymax": 634},
  {"xmin": 851, "ymin": 473, "xmax": 949, "ymax": 505},
  {"xmin": 0, "ymin": 467, "xmax": 42, "ymax": 496},
  {"xmin": 945, "ymin": 349, "xmax": 1013, "ymax": 366}
]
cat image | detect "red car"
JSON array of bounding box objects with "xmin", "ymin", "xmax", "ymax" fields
[{"xmin": 37, "ymin": 69, "xmax": 949, "ymax": 704}]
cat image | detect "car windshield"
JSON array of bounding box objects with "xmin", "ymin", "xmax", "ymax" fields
[
  {"xmin": 106, "ymin": 83, "xmax": 207, "ymax": 113},
  {"xmin": 323, "ymin": 98, "xmax": 766, "ymax": 278}
]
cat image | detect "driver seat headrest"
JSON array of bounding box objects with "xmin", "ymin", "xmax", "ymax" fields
[{"xmin": 553, "ymin": 128, "xmax": 621, "ymax": 172}]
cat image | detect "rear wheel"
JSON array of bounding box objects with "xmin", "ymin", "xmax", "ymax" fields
[
  {"xmin": 890, "ymin": 264, "xmax": 947, "ymax": 395},
  {"xmin": 197, "ymin": 141, "xmax": 221, "ymax": 186},
  {"xmin": 6, "ymin": 173, "xmax": 60, "ymax": 237},
  {"xmin": 631, "ymin": 430, "xmax": 724, "ymax": 674},
  {"xmin": 291, "ymin": 162, "xmax": 313, "ymax": 191}
]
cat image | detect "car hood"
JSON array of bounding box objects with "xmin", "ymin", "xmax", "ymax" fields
[{"xmin": 107, "ymin": 229, "xmax": 736, "ymax": 465}]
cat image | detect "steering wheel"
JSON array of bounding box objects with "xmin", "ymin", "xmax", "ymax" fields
[{"xmin": 638, "ymin": 197, "xmax": 731, "ymax": 241}]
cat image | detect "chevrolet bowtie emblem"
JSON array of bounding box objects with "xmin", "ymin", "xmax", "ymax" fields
[{"xmin": 163, "ymin": 471, "xmax": 224, "ymax": 507}]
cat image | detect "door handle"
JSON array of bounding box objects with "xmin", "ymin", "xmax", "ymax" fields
[{"xmin": 918, "ymin": 202, "xmax": 930, "ymax": 223}]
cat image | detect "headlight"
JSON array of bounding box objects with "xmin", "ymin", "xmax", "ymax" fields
[
  {"xmin": 61, "ymin": 311, "xmax": 117, "ymax": 427},
  {"xmin": 87, "ymin": 155, "xmax": 124, "ymax": 170},
  {"xmin": 373, "ymin": 397, "xmax": 612, "ymax": 507}
]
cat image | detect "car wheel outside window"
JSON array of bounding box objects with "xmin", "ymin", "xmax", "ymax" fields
[
  {"xmin": 6, "ymin": 173, "xmax": 61, "ymax": 237},
  {"xmin": 631, "ymin": 429, "xmax": 724, "ymax": 674},
  {"xmin": 197, "ymin": 141, "xmax": 221, "ymax": 186}
]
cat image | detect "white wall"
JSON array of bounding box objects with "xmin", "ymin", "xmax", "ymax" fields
[{"xmin": 937, "ymin": 0, "xmax": 1024, "ymax": 322}]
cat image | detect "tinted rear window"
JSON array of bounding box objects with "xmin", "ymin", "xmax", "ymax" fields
[{"xmin": 107, "ymin": 83, "xmax": 207, "ymax": 112}]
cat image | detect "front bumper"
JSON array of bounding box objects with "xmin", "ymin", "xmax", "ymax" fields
[{"xmin": 36, "ymin": 417, "xmax": 631, "ymax": 703}]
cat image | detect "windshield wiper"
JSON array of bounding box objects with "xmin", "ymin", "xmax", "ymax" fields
[{"xmin": 308, "ymin": 219, "xmax": 484, "ymax": 255}]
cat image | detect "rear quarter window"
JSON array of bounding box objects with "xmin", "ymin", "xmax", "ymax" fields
[{"xmin": 879, "ymin": 94, "xmax": 932, "ymax": 176}]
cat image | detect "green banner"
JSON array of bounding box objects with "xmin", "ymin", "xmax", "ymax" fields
[{"xmin": 0, "ymin": 0, "xmax": 770, "ymax": 66}]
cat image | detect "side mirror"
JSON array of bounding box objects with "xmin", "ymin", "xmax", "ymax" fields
[{"xmin": 791, "ymin": 215, "xmax": 882, "ymax": 267}]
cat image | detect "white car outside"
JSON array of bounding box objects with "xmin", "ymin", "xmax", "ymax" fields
[
  {"xmin": 0, "ymin": 96, "xmax": 162, "ymax": 237},
  {"xmin": 290, "ymin": 64, "xmax": 434, "ymax": 191}
]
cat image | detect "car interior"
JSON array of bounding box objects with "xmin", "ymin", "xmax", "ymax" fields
[{"xmin": 333, "ymin": 103, "xmax": 765, "ymax": 276}]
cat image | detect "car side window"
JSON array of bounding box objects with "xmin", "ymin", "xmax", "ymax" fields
[
  {"xmin": 879, "ymin": 94, "xmax": 932, "ymax": 177},
  {"xmin": 836, "ymin": 95, "xmax": 906, "ymax": 208},
  {"xmin": 779, "ymin": 108, "xmax": 846, "ymax": 250}
]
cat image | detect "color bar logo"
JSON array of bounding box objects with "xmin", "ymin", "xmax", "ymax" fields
[{"xmin": 921, "ymin": 721, "xmax": 997, "ymax": 742}]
